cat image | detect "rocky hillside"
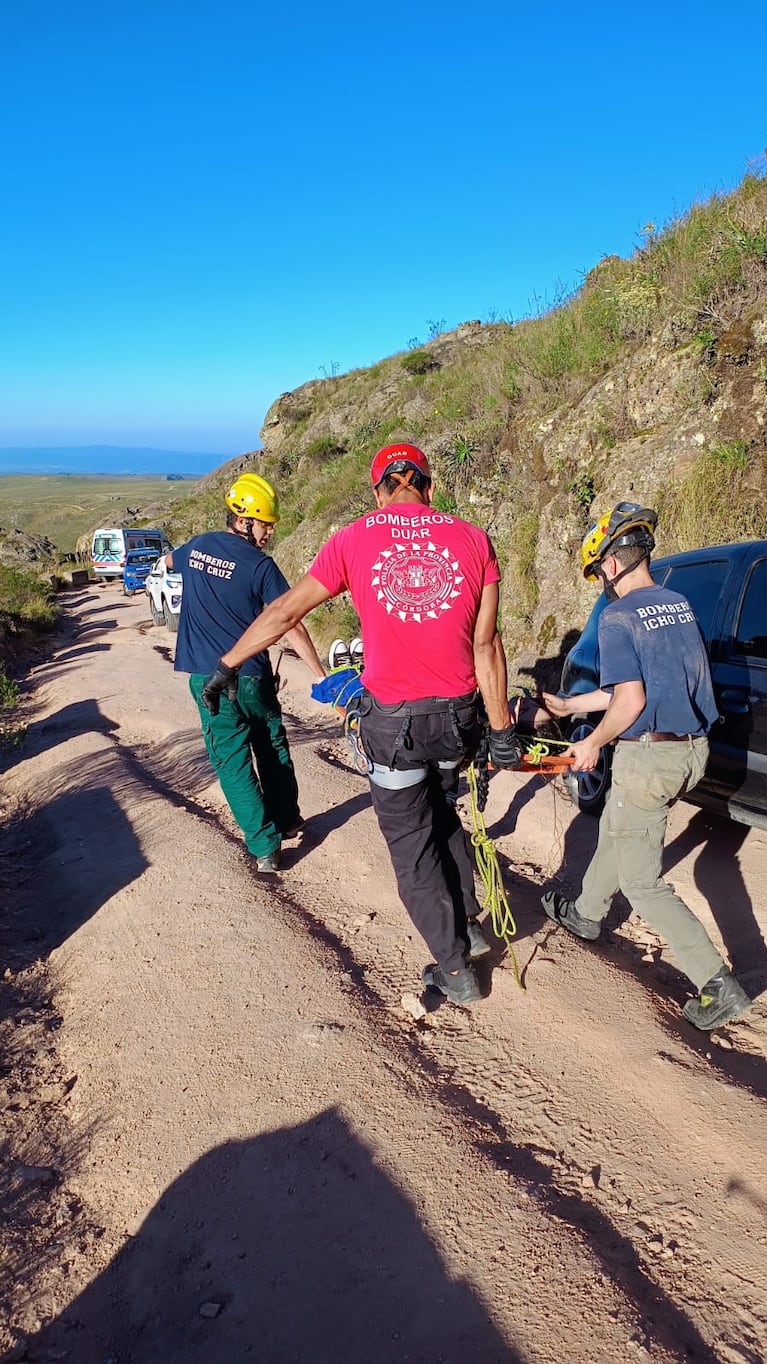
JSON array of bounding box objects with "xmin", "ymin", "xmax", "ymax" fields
[
  {"xmin": 0, "ymin": 528, "xmax": 58, "ymax": 571},
  {"xmin": 165, "ymin": 174, "xmax": 767, "ymax": 680}
]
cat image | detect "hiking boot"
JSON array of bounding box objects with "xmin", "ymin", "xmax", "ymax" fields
[
  {"xmin": 541, "ymin": 890, "xmax": 601, "ymax": 941},
  {"xmin": 422, "ymin": 962, "xmax": 482, "ymax": 1006},
  {"xmin": 466, "ymin": 919, "xmax": 491, "ymax": 959},
  {"xmin": 255, "ymin": 851, "xmax": 280, "ymax": 873},
  {"xmin": 682, "ymin": 970, "xmax": 751, "ymax": 1031}
]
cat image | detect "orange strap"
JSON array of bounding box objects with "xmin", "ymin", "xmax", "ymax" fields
[{"xmin": 519, "ymin": 753, "xmax": 574, "ymax": 773}]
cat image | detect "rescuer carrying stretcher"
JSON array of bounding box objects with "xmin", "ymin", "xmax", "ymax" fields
[
  {"xmin": 201, "ymin": 443, "xmax": 522, "ymax": 1006},
  {"xmin": 541, "ymin": 502, "xmax": 752, "ymax": 1031}
]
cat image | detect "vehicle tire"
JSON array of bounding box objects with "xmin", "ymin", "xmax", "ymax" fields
[
  {"xmin": 123, "ymin": 584, "xmax": 132, "ymax": 597},
  {"xmin": 149, "ymin": 597, "xmax": 164, "ymax": 627},
  {"xmin": 564, "ymin": 716, "xmax": 613, "ymax": 815},
  {"xmin": 163, "ymin": 601, "xmax": 179, "ymax": 634}
]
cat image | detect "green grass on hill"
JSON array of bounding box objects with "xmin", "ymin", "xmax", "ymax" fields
[
  {"xmin": 0, "ymin": 564, "xmax": 57, "ymax": 710},
  {"xmin": 0, "ymin": 566, "xmax": 57, "ymax": 626},
  {"xmin": 0, "ymin": 475, "xmax": 192, "ymax": 554}
]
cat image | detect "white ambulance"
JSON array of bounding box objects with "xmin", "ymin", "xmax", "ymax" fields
[{"xmin": 91, "ymin": 527, "xmax": 165, "ymax": 580}]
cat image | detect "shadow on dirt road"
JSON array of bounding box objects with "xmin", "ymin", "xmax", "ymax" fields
[{"xmin": 19, "ymin": 1109, "xmax": 524, "ymax": 1364}]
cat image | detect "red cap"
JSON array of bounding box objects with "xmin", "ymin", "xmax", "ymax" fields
[{"xmin": 370, "ymin": 443, "xmax": 431, "ymax": 488}]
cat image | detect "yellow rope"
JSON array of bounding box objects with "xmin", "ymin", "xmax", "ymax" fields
[
  {"xmin": 523, "ymin": 740, "xmax": 550, "ymax": 765},
  {"xmin": 517, "ymin": 730, "xmax": 572, "ymax": 751},
  {"xmin": 467, "ymin": 762, "xmax": 522, "ymax": 987}
]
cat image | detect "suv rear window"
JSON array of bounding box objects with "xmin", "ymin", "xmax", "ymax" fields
[
  {"xmin": 661, "ymin": 559, "xmax": 729, "ymax": 641},
  {"xmin": 733, "ymin": 559, "xmax": 767, "ymax": 660}
]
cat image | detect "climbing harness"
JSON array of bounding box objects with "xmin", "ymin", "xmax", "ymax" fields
[
  {"xmin": 343, "ymin": 705, "xmax": 369, "ymax": 776},
  {"xmin": 312, "ymin": 651, "xmax": 575, "ymax": 990}
]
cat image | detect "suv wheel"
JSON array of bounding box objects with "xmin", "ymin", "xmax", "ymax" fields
[
  {"xmin": 564, "ymin": 716, "xmax": 613, "ymax": 815},
  {"xmin": 163, "ymin": 601, "xmax": 179, "ymax": 634},
  {"xmin": 149, "ymin": 596, "xmax": 164, "ymax": 627}
]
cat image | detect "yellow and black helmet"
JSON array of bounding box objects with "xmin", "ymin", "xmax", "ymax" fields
[
  {"xmin": 580, "ymin": 501, "xmax": 657, "ymax": 579},
  {"xmin": 225, "ymin": 473, "xmax": 279, "ymax": 523}
]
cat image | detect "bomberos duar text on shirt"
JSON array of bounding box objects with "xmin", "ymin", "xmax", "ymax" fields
[
  {"xmin": 309, "ymin": 503, "xmax": 501, "ymax": 702},
  {"xmin": 597, "ymin": 585, "xmax": 719, "ymax": 738},
  {"xmin": 172, "ymin": 530, "xmax": 290, "ymax": 677}
]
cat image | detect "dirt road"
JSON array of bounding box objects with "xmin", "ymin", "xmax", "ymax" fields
[{"xmin": 2, "ymin": 584, "xmax": 766, "ymax": 1364}]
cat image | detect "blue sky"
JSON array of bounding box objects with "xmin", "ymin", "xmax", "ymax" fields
[{"xmin": 1, "ymin": 1, "xmax": 765, "ymax": 456}]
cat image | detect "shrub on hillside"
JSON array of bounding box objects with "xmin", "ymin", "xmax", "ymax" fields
[
  {"xmin": 401, "ymin": 350, "xmax": 438, "ymax": 375},
  {"xmin": 0, "ymin": 662, "xmax": 22, "ymax": 749},
  {"xmin": 305, "ymin": 435, "xmax": 347, "ymax": 461},
  {"xmin": 0, "ymin": 566, "xmax": 56, "ymax": 627}
]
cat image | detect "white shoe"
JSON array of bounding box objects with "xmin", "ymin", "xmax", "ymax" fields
[
  {"xmin": 350, "ymin": 637, "xmax": 364, "ymax": 665},
  {"xmin": 329, "ymin": 639, "xmax": 352, "ymax": 669}
]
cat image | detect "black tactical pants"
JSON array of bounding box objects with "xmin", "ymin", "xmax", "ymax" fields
[{"xmin": 358, "ymin": 691, "xmax": 482, "ymax": 974}]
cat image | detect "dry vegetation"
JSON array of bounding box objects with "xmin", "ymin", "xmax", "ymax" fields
[
  {"xmin": 3, "ymin": 175, "xmax": 767, "ymax": 664},
  {"xmin": 163, "ymin": 172, "xmax": 767, "ymax": 654}
]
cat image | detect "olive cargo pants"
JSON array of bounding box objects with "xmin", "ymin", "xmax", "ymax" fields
[
  {"xmin": 576, "ymin": 736, "xmax": 724, "ymax": 989},
  {"xmin": 190, "ymin": 672, "xmax": 300, "ymax": 859}
]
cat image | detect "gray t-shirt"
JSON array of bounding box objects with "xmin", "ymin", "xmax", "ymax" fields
[{"xmin": 597, "ymin": 586, "xmax": 719, "ymax": 738}]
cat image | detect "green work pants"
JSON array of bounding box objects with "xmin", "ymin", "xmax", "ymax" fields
[
  {"xmin": 576, "ymin": 736, "xmax": 724, "ymax": 989},
  {"xmin": 189, "ymin": 672, "xmax": 300, "ymax": 859}
]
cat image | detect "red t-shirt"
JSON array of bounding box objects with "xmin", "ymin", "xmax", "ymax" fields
[{"xmin": 309, "ymin": 503, "xmax": 501, "ymax": 703}]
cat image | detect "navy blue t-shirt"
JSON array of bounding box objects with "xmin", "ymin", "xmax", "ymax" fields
[
  {"xmin": 172, "ymin": 530, "xmax": 290, "ymax": 677},
  {"xmin": 598, "ymin": 586, "xmax": 719, "ymax": 738}
]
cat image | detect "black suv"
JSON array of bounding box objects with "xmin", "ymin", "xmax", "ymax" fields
[{"xmin": 558, "ymin": 540, "xmax": 767, "ymax": 829}]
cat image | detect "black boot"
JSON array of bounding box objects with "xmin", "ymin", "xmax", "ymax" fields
[
  {"xmin": 541, "ymin": 891, "xmax": 601, "ymax": 941},
  {"xmin": 422, "ymin": 963, "xmax": 482, "ymax": 1005},
  {"xmin": 466, "ymin": 919, "xmax": 491, "ymax": 959},
  {"xmin": 683, "ymin": 970, "xmax": 751, "ymax": 1030}
]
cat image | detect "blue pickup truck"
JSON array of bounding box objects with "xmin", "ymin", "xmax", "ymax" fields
[
  {"xmin": 122, "ymin": 548, "xmax": 159, "ymax": 596},
  {"xmin": 559, "ymin": 540, "xmax": 767, "ymax": 830}
]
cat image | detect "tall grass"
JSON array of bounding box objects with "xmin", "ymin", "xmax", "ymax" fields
[
  {"xmin": 507, "ymin": 174, "xmax": 767, "ymax": 398},
  {"xmin": 505, "ymin": 510, "xmax": 540, "ymax": 626},
  {"xmin": 0, "ymin": 567, "xmax": 54, "ymax": 738},
  {"xmin": 658, "ymin": 442, "xmax": 767, "ymax": 552},
  {"xmin": 0, "ymin": 567, "xmax": 57, "ymax": 627},
  {"xmin": 161, "ymin": 170, "xmax": 767, "ymax": 652},
  {"xmin": 0, "ymin": 666, "xmax": 18, "ymax": 708}
]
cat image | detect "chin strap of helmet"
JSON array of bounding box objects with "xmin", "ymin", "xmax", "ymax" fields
[
  {"xmin": 595, "ymin": 551, "xmax": 650, "ymax": 596},
  {"xmin": 231, "ymin": 519, "xmax": 258, "ymax": 545}
]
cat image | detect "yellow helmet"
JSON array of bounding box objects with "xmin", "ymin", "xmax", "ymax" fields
[
  {"xmin": 580, "ymin": 501, "xmax": 657, "ymax": 579},
  {"xmin": 225, "ymin": 472, "xmax": 280, "ymax": 523}
]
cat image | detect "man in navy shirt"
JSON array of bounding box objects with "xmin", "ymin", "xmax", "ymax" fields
[
  {"xmin": 167, "ymin": 473, "xmax": 324, "ymax": 872},
  {"xmin": 541, "ymin": 502, "xmax": 751, "ymax": 1031}
]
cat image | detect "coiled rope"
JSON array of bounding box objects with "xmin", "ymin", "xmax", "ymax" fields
[{"xmin": 467, "ymin": 761, "xmax": 522, "ymax": 987}]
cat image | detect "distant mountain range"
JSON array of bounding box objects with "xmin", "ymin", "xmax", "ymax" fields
[{"xmin": 0, "ymin": 445, "xmax": 228, "ymax": 477}]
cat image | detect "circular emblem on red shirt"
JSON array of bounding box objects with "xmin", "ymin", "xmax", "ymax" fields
[{"xmin": 371, "ymin": 541, "xmax": 464, "ymax": 622}]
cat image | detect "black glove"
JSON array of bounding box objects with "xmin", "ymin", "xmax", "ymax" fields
[
  {"xmin": 201, "ymin": 661, "xmax": 239, "ymax": 716},
  {"xmin": 488, "ymin": 725, "xmax": 523, "ymax": 770}
]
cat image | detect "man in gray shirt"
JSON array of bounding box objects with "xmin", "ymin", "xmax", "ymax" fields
[{"xmin": 542, "ymin": 502, "xmax": 751, "ymax": 1032}]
